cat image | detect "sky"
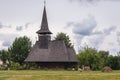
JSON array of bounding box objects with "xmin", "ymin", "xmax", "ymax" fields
[{"xmin": 0, "ymin": 0, "xmax": 120, "ymax": 55}]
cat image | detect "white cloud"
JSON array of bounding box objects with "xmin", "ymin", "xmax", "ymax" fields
[
  {"xmin": 16, "ymin": 26, "xmax": 23, "ymax": 31},
  {"xmin": 116, "ymin": 31, "xmax": 120, "ymax": 45},
  {"xmin": 0, "ymin": 21, "xmax": 11, "ymax": 29},
  {"xmin": 68, "ymin": 15, "xmax": 97, "ymax": 36},
  {"xmin": 0, "ymin": 0, "xmax": 120, "ymax": 55},
  {"xmin": 68, "ymin": 15, "xmax": 118, "ymax": 54},
  {"xmin": 0, "ymin": 33, "xmax": 19, "ymax": 50}
]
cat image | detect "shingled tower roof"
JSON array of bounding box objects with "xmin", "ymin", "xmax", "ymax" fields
[{"xmin": 36, "ymin": 4, "xmax": 52, "ymax": 34}]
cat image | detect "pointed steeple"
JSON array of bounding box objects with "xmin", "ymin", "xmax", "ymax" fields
[{"xmin": 37, "ymin": 2, "xmax": 52, "ymax": 34}]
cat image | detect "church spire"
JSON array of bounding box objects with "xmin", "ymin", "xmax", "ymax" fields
[
  {"xmin": 37, "ymin": 1, "xmax": 52, "ymax": 34},
  {"xmin": 44, "ymin": 0, "xmax": 46, "ymax": 6}
]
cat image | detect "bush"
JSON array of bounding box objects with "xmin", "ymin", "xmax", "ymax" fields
[
  {"xmin": 21, "ymin": 63, "xmax": 37, "ymax": 70},
  {"xmin": 101, "ymin": 66, "xmax": 112, "ymax": 72},
  {"xmin": 0, "ymin": 65, "xmax": 7, "ymax": 70},
  {"xmin": 10, "ymin": 62, "xmax": 20, "ymax": 70}
]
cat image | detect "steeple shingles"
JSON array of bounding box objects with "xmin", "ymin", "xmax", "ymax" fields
[{"xmin": 36, "ymin": 5, "xmax": 52, "ymax": 34}]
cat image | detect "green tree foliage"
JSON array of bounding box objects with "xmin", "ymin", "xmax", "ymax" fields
[
  {"xmin": 98, "ymin": 51, "xmax": 109, "ymax": 67},
  {"xmin": 10, "ymin": 62, "xmax": 20, "ymax": 70},
  {"xmin": 77, "ymin": 46, "xmax": 101, "ymax": 70},
  {"xmin": 0, "ymin": 50, "xmax": 9, "ymax": 65},
  {"xmin": 106, "ymin": 55, "xmax": 120, "ymax": 70},
  {"xmin": 77, "ymin": 45, "xmax": 120, "ymax": 70},
  {"xmin": 9, "ymin": 36, "xmax": 31, "ymax": 65},
  {"xmin": 55, "ymin": 32, "xmax": 73, "ymax": 48}
]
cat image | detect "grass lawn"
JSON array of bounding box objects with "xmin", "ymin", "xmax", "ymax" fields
[{"xmin": 0, "ymin": 70, "xmax": 120, "ymax": 80}]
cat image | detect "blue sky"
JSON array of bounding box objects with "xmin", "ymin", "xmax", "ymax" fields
[{"xmin": 0, "ymin": 0, "xmax": 120, "ymax": 55}]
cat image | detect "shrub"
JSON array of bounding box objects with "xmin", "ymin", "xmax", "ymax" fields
[
  {"xmin": 0, "ymin": 65, "xmax": 7, "ymax": 70},
  {"xmin": 10, "ymin": 62, "xmax": 20, "ymax": 70},
  {"xmin": 22, "ymin": 63, "xmax": 37, "ymax": 70}
]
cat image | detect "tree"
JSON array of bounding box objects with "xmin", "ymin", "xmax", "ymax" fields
[
  {"xmin": 106, "ymin": 55, "xmax": 120, "ymax": 70},
  {"xmin": 77, "ymin": 46, "xmax": 101, "ymax": 70},
  {"xmin": 9, "ymin": 36, "xmax": 31, "ymax": 65},
  {"xmin": 98, "ymin": 51, "xmax": 109, "ymax": 67},
  {"xmin": 55, "ymin": 32, "xmax": 73, "ymax": 48},
  {"xmin": 0, "ymin": 50, "xmax": 9, "ymax": 65}
]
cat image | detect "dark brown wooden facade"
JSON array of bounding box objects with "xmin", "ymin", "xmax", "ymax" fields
[
  {"xmin": 36, "ymin": 62, "xmax": 77, "ymax": 70},
  {"xmin": 25, "ymin": 4, "xmax": 78, "ymax": 70}
]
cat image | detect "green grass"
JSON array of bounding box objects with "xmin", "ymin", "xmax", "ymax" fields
[{"xmin": 0, "ymin": 70, "xmax": 120, "ymax": 80}]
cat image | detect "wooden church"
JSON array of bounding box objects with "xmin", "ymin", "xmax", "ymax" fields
[{"xmin": 25, "ymin": 4, "xmax": 78, "ymax": 70}]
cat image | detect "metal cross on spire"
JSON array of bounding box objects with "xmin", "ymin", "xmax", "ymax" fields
[{"xmin": 44, "ymin": 0, "xmax": 46, "ymax": 6}]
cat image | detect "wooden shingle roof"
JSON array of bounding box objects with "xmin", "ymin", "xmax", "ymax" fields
[{"xmin": 25, "ymin": 40, "xmax": 78, "ymax": 62}]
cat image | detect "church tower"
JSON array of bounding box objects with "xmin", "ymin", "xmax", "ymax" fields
[
  {"xmin": 36, "ymin": 3, "xmax": 52, "ymax": 49},
  {"xmin": 25, "ymin": 1, "xmax": 78, "ymax": 69}
]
